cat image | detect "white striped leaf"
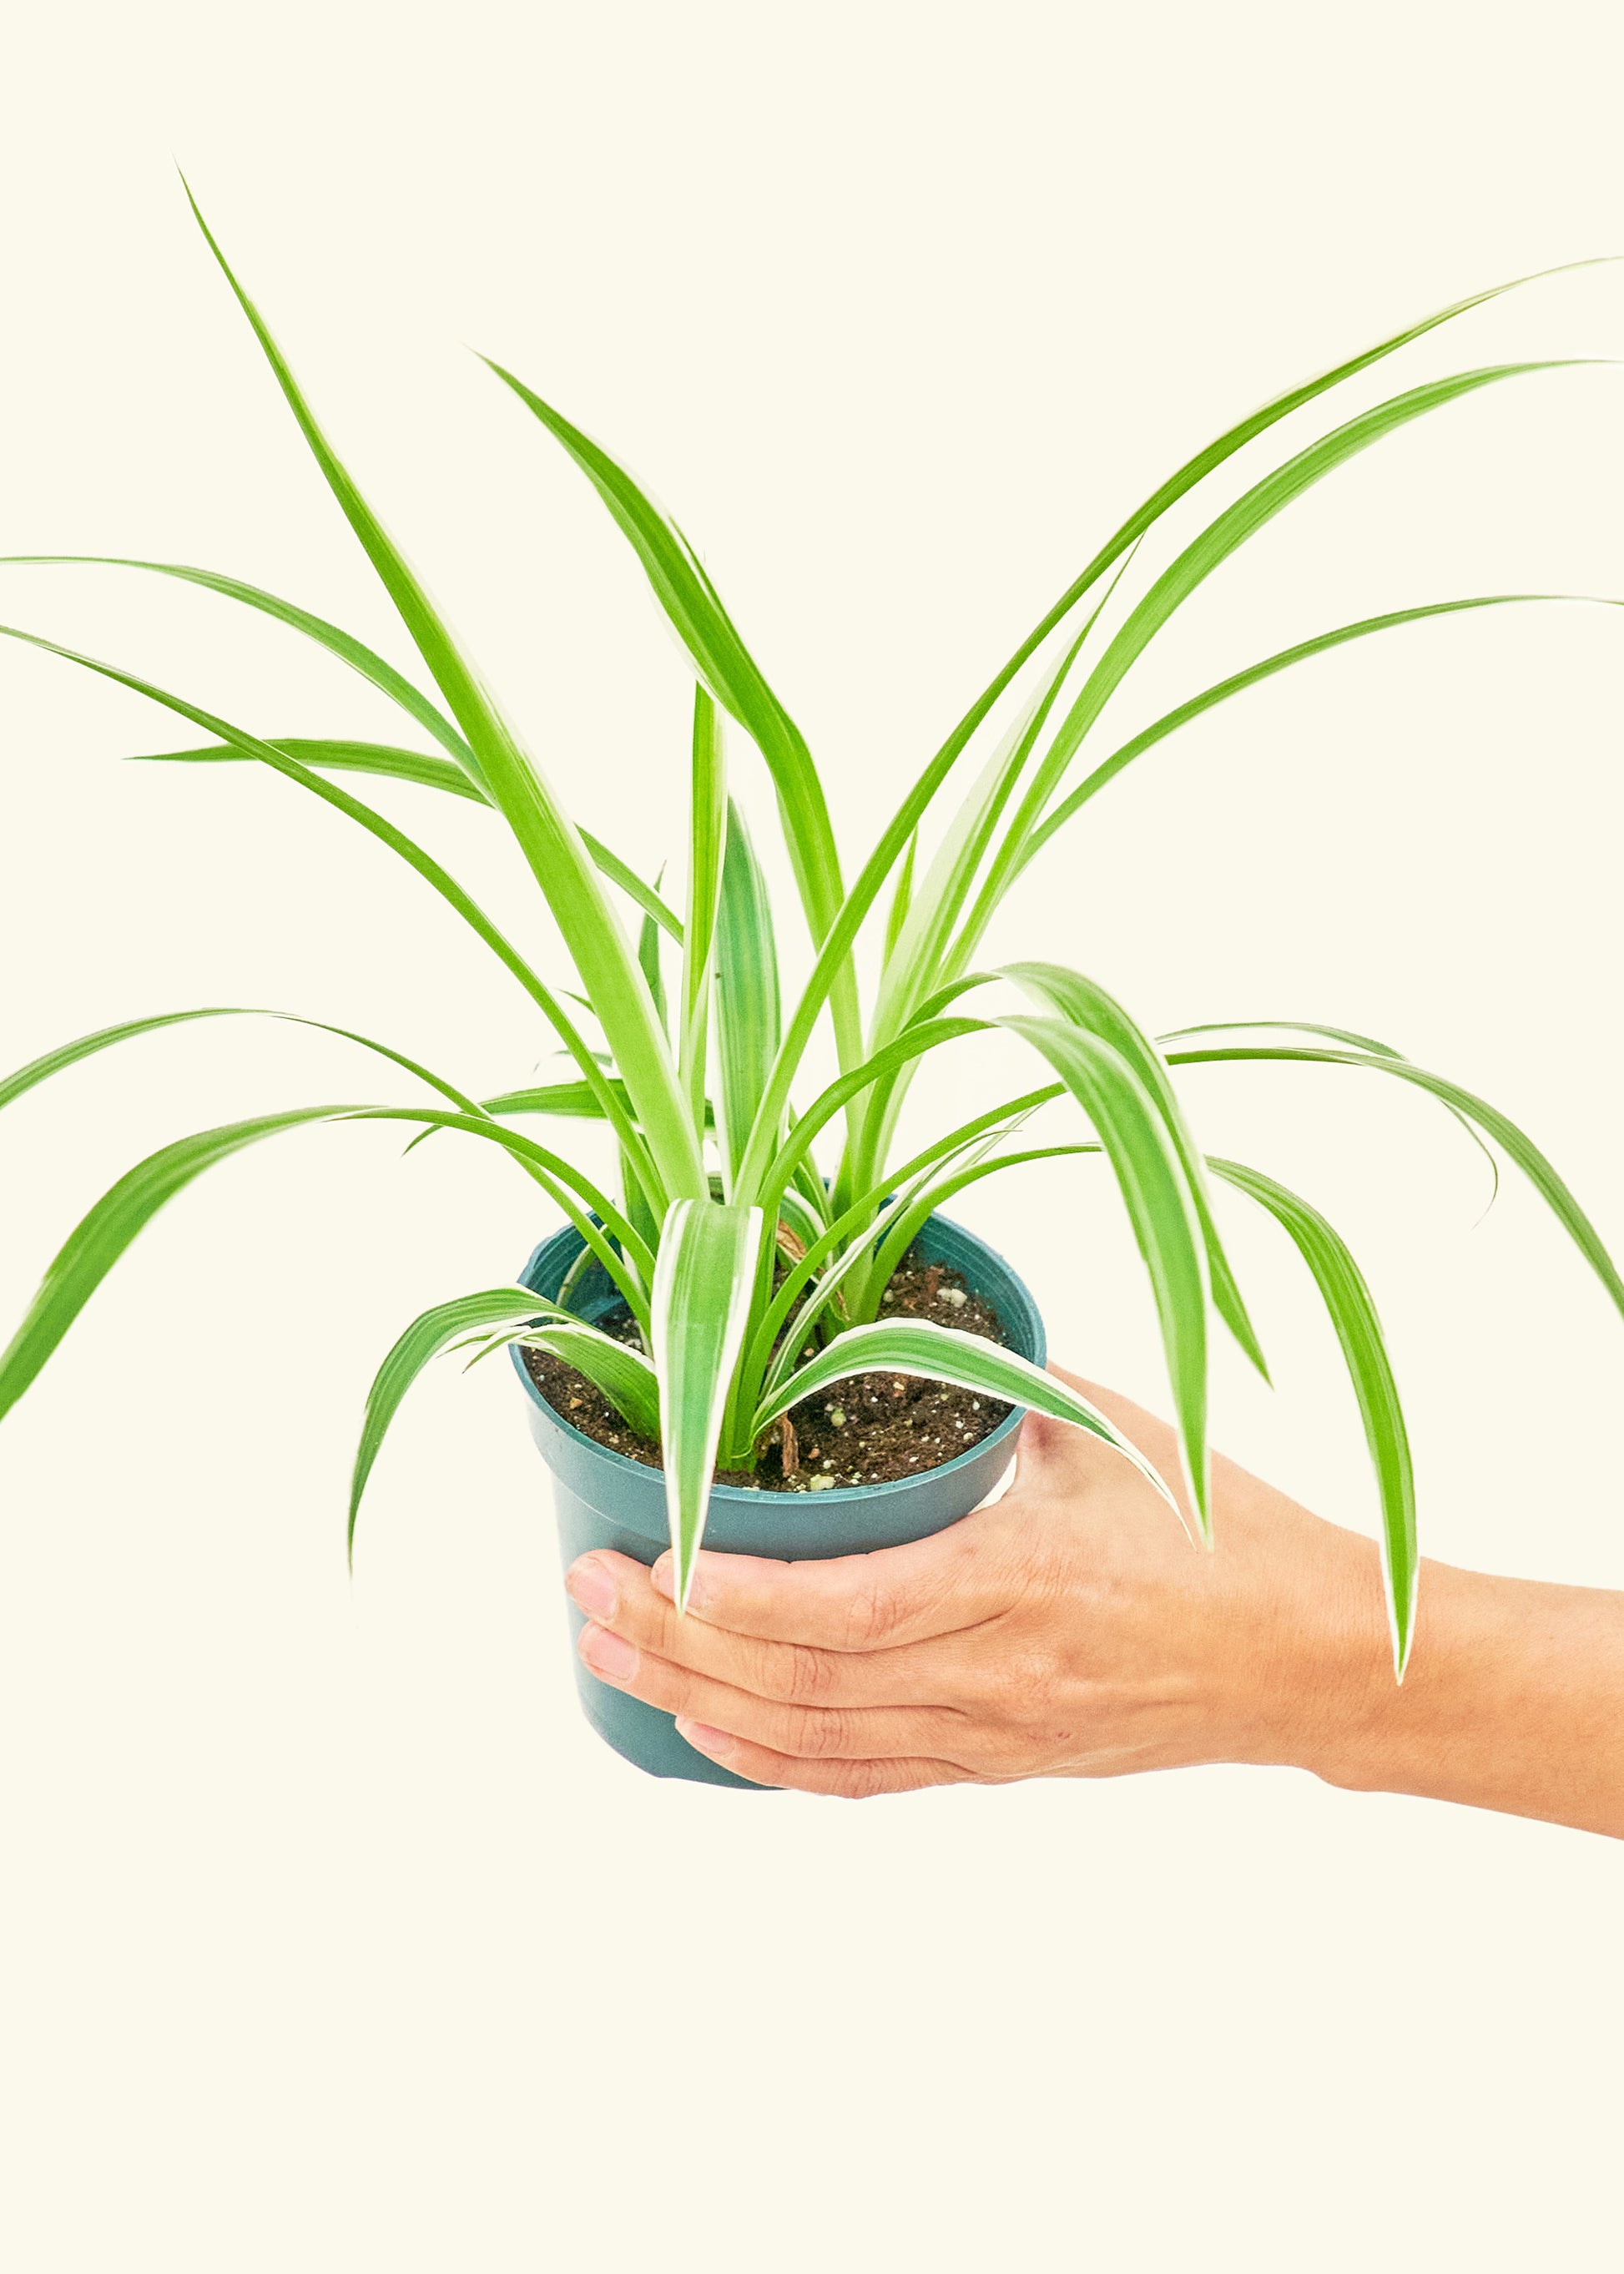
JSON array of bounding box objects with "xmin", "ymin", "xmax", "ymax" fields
[
  {"xmin": 711, "ymin": 801, "xmax": 781, "ymax": 1196},
  {"xmin": 1000, "ymin": 1015, "xmax": 1213, "ymax": 1533},
  {"xmin": 651, "ymin": 1201, "xmax": 764, "ymax": 1609},
  {"xmin": 1164, "ymin": 1040, "xmax": 1624, "ymax": 1322},
  {"xmin": 681, "ymin": 687, "xmax": 727, "ymax": 1133},
  {"xmin": 476, "ymin": 356, "xmax": 865, "ymax": 1087},
  {"xmin": 351, "ymin": 1288, "xmax": 557, "ymax": 1558},
  {"xmin": 130, "ymin": 734, "xmax": 684, "ymax": 937},
  {"xmin": 1004, "ymin": 962, "xmax": 1268, "ymax": 1381},
  {"xmin": 749, "ymin": 1320, "xmax": 1184, "ymax": 1529},
  {"xmin": 1209, "ymin": 1159, "xmax": 1418, "ymax": 1677},
  {"xmin": 506, "ymin": 1323, "xmax": 661, "ymax": 1442},
  {"xmin": 736, "ymin": 272, "xmax": 1608, "ymax": 1173},
  {"xmin": 182, "ymin": 186, "xmax": 704, "ymax": 1207},
  {"xmin": 0, "ymin": 617, "xmax": 668, "ymax": 1208}
]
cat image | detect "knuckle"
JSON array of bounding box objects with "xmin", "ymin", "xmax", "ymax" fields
[
  {"xmin": 779, "ymin": 1641, "xmax": 838, "ymax": 1707},
  {"xmin": 844, "ymin": 1572, "xmax": 905, "ymax": 1649},
  {"xmin": 835, "ymin": 1759, "xmax": 894, "ymax": 1801},
  {"xmin": 985, "ymin": 1640, "xmax": 1062, "ymax": 1722},
  {"xmin": 788, "ymin": 1704, "xmax": 852, "ymax": 1760},
  {"xmin": 642, "ymin": 1659, "xmax": 691, "ymax": 1715}
]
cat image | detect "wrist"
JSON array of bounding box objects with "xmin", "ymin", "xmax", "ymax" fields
[
  {"xmin": 1300, "ymin": 1551, "xmax": 1485, "ymax": 1793},
  {"xmin": 1303, "ymin": 1554, "xmax": 1624, "ymax": 1837},
  {"xmin": 1237, "ymin": 1519, "xmax": 1484, "ymax": 1790}
]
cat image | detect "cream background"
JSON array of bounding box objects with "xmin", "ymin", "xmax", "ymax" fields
[{"xmin": 2, "ymin": 4, "xmax": 1621, "ymax": 2266}]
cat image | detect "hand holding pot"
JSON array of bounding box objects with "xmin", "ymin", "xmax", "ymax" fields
[{"xmin": 566, "ymin": 1368, "xmax": 1624, "ymax": 1834}]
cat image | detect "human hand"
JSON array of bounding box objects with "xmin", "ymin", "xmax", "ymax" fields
[{"xmin": 562, "ymin": 1369, "xmax": 1389, "ymax": 1797}]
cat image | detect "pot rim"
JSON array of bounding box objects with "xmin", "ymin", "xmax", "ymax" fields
[{"xmin": 508, "ymin": 1208, "xmax": 1041, "ymax": 1508}]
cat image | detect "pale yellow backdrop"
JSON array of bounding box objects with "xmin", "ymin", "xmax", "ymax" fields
[{"xmin": 1, "ymin": 3, "xmax": 1621, "ymax": 2268}]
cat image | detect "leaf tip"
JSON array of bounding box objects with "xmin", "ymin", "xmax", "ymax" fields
[{"xmin": 1390, "ymin": 1633, "xmax": 1410, "ymax": 1684}]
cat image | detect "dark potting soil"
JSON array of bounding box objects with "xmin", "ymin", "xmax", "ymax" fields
[{"xmin": 521, "ymin": 1250, "xmax": 1014, "ymax": 1491}]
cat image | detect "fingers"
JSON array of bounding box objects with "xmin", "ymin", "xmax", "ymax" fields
[
  {"xmin": 567, "ymin": 1552, "xmax": 968, "ymax": 1709},
  {"xmin": 638, "ymin": 1513, "xmax": 1015, "ymax": 1652},
  {"xmin": 672, "ymin": 1719, "xmax": 976, "ymax": 1798},
  {"xmin": 575, "ymin": 1618, "xmax": 980, "ymax": 1764}
]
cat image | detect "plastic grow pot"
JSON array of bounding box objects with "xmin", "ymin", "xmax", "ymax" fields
[{"xmin": 512, "ymin": 1209, "xmax": 1045, "ymax": 1788}]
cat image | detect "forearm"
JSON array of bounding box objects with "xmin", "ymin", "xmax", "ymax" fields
[{"xmin": 1305, "ymin": 1549, "xmax": 1624, "ymax": 1839}]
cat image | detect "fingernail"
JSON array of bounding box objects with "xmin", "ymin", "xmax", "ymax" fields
[
  {"xmin": 580, "ymin": 1624, "xmax": 639, "ymax": 1682},
  {"xmin": 676, "ymin": 1717, "xmax": 734, "ymax": 1760},
  {"xmin": 566, "ymin": 1558, "xmax": 617, "ymax": 1621},
  {"xmin": 653, "ymin": 1554, "xmax": 710, "ymax": 1611}
]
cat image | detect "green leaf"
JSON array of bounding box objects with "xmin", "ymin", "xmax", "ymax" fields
[
  {"xmin": 1004, "ymin": 963, "xmax": 1268, "ymax": 1381},
  {"xmin": 712, "ymin": 799, "xmax": 782, "ymax": 1196},
  {"xmin": 650, "ymin": 1200, "xmax": 764, "ymax": 1609},
  {"xmin": 775, "ymin": 1187, "xmax": 826, "ymax": 1251},
  {"xmin": 0, "ymin": 1003, "xmax": 529, "ymax": 1133},
  {"xmin": 860, "ymin": 613, "xmax": 1087, "ymax": 1055},
  {"xmin": 1163, "ymin": 1017, "xmax": 1411, "ymax": 1055},
  {"xmin": 1165, "ymin": 1039, "xmax": 1624, "ymax": 1320},
  {"xmin": 618, "ymin": 1140, "xmax": 662, "ymax": 1264},
  {"xmin": 763, "ymin": 1115, "xmax": 1062, "ymax": 1391},
  {"xmin": 0, "ymin": 1007, "xmax": 247, "ymax": 1112},
  {"xmin": 969, "ymin": 368, "xmax": 1593, "ymax": 950},
  {"xmin": 744, "ymin": 266, "xmax": 1609, "ymax": 1159},
  {"xmin": 477, "ymin": 1079, "xmax": 625, "ymax": 1121},
  {"xmin": 0, "ymin": 1106, "xmax": 356, "ymax": 1428},
  {"xmin": 476, "ymin": 1079, "xmax": 715, "ymax": 1134},
  {"xmin": 507, "ymin": 1321, "xmax": 661, "ymax": 1441},
  {"xmin": 182, "ymin": 184, "xmax": 704, "ymax": 1206},
  {"xmin": 991, "ymin": 261, "xmax": 1611, "ymax": 721},
  {"xmin": 0, "ymin": 616, "xmax": 668, "ymax": 1212},
  {"xmin": 133, "ymin": 735, "xmax": 489, "ymax": 799},
  {"xmin": 583, "ymin": 834, "xmax": 684, "ymax": 943},
  {"xmin": 28, "ymin": 1020, "xmax": 655, "ymax": 1298},
  {"xmin": 0, "ymin": 1006, "xmax": 657, "ymax": 1291},
  {"xmin": 478, "ymin": 356, "xmax": 865, "ymax": 1083},
  {"xmin": 869, "ymin": 546, "xmax": 1142, "ymax": 1076},
  {"xmin": 131, "ymin": 733, "xmax": 686, "ymax": 937},
  {"xmin": 638, "ymin": 901, "xmax": 668, "ymax": 1037},
  {"xmin": 852, "ymin": 614, "xmax": 1101, "ymax": 1203},
  {"xmin": 0, "ymin": 1094, "xmax": 665, "ymax": 1447},
  {"xmin": 0, "ymin": 552, "xmax": 481, "ymax": 774},
  {"xmin": 756, "ymin": 1183, "xmax": 930, "ymax": 1406},
  {"xmin": 1000, "ymin": 1015, "xmax": 1212, "ymax": 1532},
  {"xmin": 758, "ymin": 1015, "xmax": 991, "ymax": 1208},
  {"xmin": 0, "ymin": 998, "xmax": 609, "ymax": 1212},
  {"xmin": 453, "ymin": 1310, "xmax": 665, "ymax": 1432},
  {"xmin": 858, "ymin": 1140, "xmax": 1099, "ymax": 1324},
  {"xmin": 749, "ymin": 1319, "xmax": 1184, "ymax": 1527},
  {"xmin": 1019, "ymin": 594, "xmax": 1621, "ymax": 866},
  {"xmin": 350, "ymin": 1287, "xmax": 554, "ymax": 1560},
  {"xmin": 681, "ymin": 686, "xmax": 727, "ymax": 1133},
  {"xmin": 1160, "ymin": 1017, "xmax": 1500, "ymax": 1207},
  {"xmin": 737, "ymin": 1094, "xmax": 1062, "ymax": 1403},
  {"xmin": 351, "ymin": 1106, "xmax": 656, "ymax": 1303},
  {"xmin": 882, "ymin": 830, "xmax": 917, "ymax": 966},
  {"xmin": 1209, "ymin": 1158, "xmax": 1417, "ymax": 1676}
]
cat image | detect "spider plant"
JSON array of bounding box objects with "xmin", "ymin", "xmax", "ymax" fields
[{"xmin": 2, "ymin": 194, "xmax": 1620, "ymax": 1678}]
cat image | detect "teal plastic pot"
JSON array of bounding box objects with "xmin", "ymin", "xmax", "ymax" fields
[{"xmin": 512, "ymin": 1210, "xmax": 1045, "ymax": 1787}]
